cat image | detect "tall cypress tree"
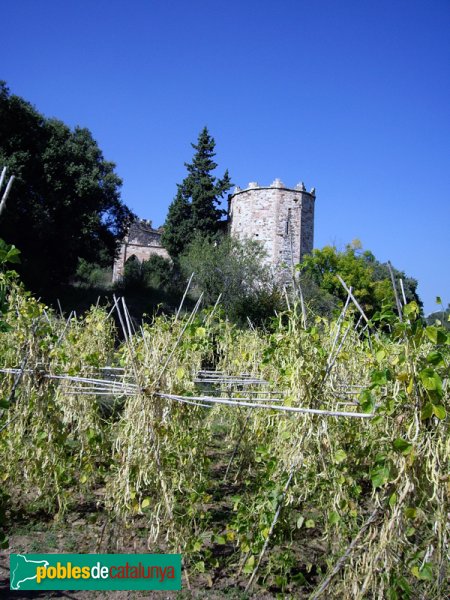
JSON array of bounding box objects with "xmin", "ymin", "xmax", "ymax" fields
[
  {"xmin": 162, "ymin": 127, "xmax": 232, "ymax": 258},
  {"xmin": 161, "ymin": 190, "xmax": 192, "ymax": 259}
]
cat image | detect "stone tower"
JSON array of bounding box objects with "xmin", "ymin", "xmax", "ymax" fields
[{"xmin": 229, "ymin": 179, "xmax": 315, "ymax": 275}]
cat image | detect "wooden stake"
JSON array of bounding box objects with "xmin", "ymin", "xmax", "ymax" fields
[
  {"xmin": 175, "ymin": 272, "xmax": 194, "ymax": 321},
  {"xmin": 309, "ymin": 507, "xmax": 380, "ymax": 599},
  {"xmin": 0, "ymin": 174, "xmax": 14, "ymax": 217},
  {"xmin": 387, "ymin": 261, "xmax": 403, "ymax": 322},
  {"xmin": 337, "ymin": 275, "xmax": 369, "ymax": 324}
]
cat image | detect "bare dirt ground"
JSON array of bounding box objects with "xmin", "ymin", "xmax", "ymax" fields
[
  {"xmin": 0, "ymin": 511, "xmax": 277, "ymax": 600},
  {"xmin": 0, "ymin": 461, "xmax": 282, "ymax": 599},
  {"xmin": 0, "ymin": 427, "xmax": 309, "ymax": 599}
]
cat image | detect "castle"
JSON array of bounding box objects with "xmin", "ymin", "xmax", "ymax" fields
[{"xmin": 112, "ymin": 179, "xmax": 315, "ymax": 282}]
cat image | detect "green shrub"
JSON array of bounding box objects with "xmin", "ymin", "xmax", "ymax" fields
[{"xmin": 75, "ymin": 258, "xmax": 112, "ymax": 288}]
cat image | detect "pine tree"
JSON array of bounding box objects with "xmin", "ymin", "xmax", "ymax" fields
[{"xmin": 162, "ymin": 127, "xmax": 232, "ymax": 257}]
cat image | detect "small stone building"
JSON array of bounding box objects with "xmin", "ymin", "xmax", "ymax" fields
[
  {"xmin": 228, "ymin": 179, "xmax": 315, "ymax": 277},
  {"xmin": 112, "ymin": 219, "xmax": 170, "ymax": 282}
]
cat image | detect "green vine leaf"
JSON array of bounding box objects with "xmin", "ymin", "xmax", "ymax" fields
[
  {"xmin": 419, "ymin": 368, "xmax": 443, "ymax": 393},
  {"xmin": 432, "ymin": 404, "xmax": 446, "ymax": 420},
  {"xmin": 424, "ymin": 326, "xmax": 446, "ymax": 345},
  {"xmin": 392, "ymin": 438, "xmax": 413, "ymax": 455}
]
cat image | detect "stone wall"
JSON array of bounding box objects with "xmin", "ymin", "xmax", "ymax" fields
[
  {"xmin": 112, "ymin": 220, "xmax": 170, "ymax": 282},
  {"xmin": 229, "ymin": 179, "xmax": 315, "ymax": 277}
]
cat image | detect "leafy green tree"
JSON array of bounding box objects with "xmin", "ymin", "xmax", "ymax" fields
[
  {"xmin": 297, "ymin": 271, "xmax": 339, "ymax": 320},
  {"xmin": 427, "ymin": 302, "xmax": 450, "ymax": 330},
  {"xmin": 0, "ymin": 82, "xmax": 133, "ymax": 290},
  {"xmin": 75, "ymin": 257, "xmax": 112, "ymax": 289},
  {"xmin": 141, "ymin": 255, "xmax": 174, "ymax": 290},
  {"xmin": 299, "ymin": 242, "xmax": 422, "ymax": 319},
  {"xmin": 162, "ymin": 127, "xmax": 232, "ymax": 257},
  {"xmin": 118, "ymin": 254, "xmax": 174, "ymax": 294},
  {"xmin": 180, "ymin": 234, "xmax": 282, "ymax": 324}
]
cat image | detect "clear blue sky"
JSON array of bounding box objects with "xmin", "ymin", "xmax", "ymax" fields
[{"xmin": 3, "ymin": 0, "xmax": 449, "ymax": 314}]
